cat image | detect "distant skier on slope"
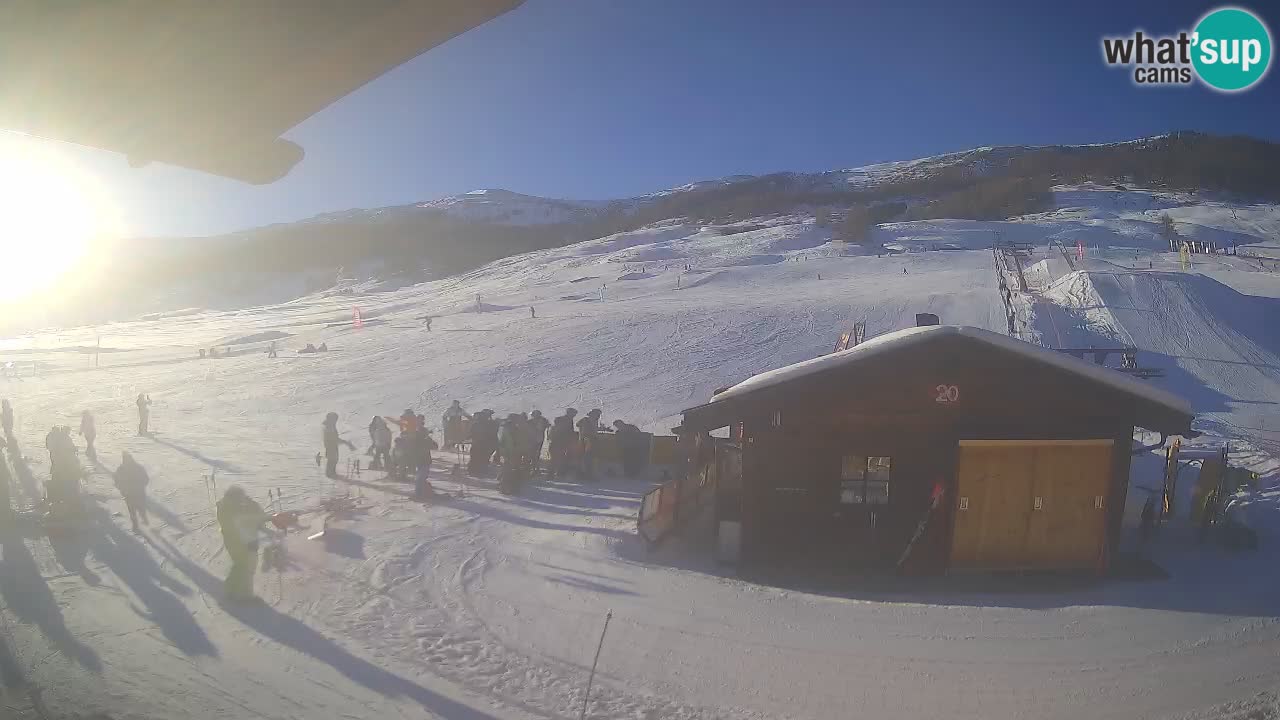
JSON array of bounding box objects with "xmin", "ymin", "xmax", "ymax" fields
[
  {"xmin": 217, "ymin": 485, "xmax": 267, "ymax": 602},
  {"xmin": 113, "ymin": 452, "xmax": 150, "ymax": 532},
  {"xmin": 136, "ymin": 393, "xmax": 152, "ymax": 436},
  {"xmin": 321, "ymin": 412, "xmax": 356, "ymax": 479},
  {"xmin": 79, "ymin": 410, "xmax": 97, "ymax": 460}
]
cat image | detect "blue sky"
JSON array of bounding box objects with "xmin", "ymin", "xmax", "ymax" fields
[{"xmin": 20, "ymin": 0, "xmax": 1280, "ymax": 237}]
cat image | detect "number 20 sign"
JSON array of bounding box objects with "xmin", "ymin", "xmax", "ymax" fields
[{"xmin": 934, "ymin": 384, "xmax": 960, "ymax": 404}]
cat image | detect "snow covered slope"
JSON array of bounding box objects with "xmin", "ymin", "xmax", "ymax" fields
[{"xmin": 0, "ymin": 185, "xmax": 1278, "ymax": 720}]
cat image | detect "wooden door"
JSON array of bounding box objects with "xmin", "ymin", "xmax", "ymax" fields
[
  {"xmin": 1024, "ymin": 442, "xmax": 1113, "ymax": 569},
  {"xmin": 951, "ymin": 440, "xmax": 1113, "ymax": 571},
  {"xmin": 950, "ymin": 443, "xmax": 1036, "ymax": 569}
]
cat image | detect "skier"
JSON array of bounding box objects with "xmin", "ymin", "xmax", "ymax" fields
[
  {"xmin": 424, "ymin": 316, "xmax": 433, "ymax": 331},
  {"xmin": 497, "ymin": 414, "xmax": 525, "ymax": 494},
  {"xmin": 79, "ymin": 410, "xmax": 97, "ymax": 460},
  {"xmin": 390, "ymin": 434, "xmax": 409, "ymax": 481},
  {"xmin": 216, "ymin": 485, "xmax": 267, "ymax": 602},
  {"xmin": 467, "ymin": 410, "xmax": 498, "ymax": 474},
  {"xmin": 389, "ymin": 408, "xmax": 420, "ymax": 435},
  {"xmin": 442, "ymin": 400, "xmax": 470, "ymax": 450},
  {"xmin": 613, "ymin": 420, "xmax": 643, "ymax": 478},
  {"xmin": 321, "ymin": 412, "xmax": 356, "ymax": 479},
  {"xmin": 0, "ymin": 443, "xmax": 13, "ymax": 514},
  {"xmin": 413, "ymin": 427, "xmax": 438, "ymax": 500},
  {"xmin": 44, "ymin": 427, "xmax": 83, "ymax": 525},
  {"xmin": 267, "ymin": 341, "xmax": 278, "ymax": 358},
  {"xmin": 113, "ymin": 452, "xmax": 150, "ymax": 532},
  {"xmin": 369, "ymin": 416, "xmax": 393, "ymax": 470},
  {"xmin": 576, "ymin": 409, "xmax": 604, "ymax": 482},
  {"xmin": 1, "ymin": 399, "xmax": 13, "ymax": 439},
  {"xmin": 527, "ymin": 410, "xmax": 551, "ymax": 472},
  {"xmin": 136, "ymin": 393, "xmax": 152, "ymax": 436},
  {"xmin": 530, "ymin": 306, "xmax": 536, "ymax": 319},
  {"xmin": 548, "ymin": 409, "xmax": 577, "ymax": 479}
]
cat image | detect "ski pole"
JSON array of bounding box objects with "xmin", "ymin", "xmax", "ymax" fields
[{"xmin": 579, "ymin": 610, "xmax": 613, "ymax": 720}]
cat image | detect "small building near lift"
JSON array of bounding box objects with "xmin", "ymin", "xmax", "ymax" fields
[{"xmin": 678, "ymin": 324, "xmax": 1193, "ymax": 573}]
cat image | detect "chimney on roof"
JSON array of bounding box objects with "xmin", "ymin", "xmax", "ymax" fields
[{"xmin": 915, "ymin": 313, "xmax": 940, "ymax": 327}]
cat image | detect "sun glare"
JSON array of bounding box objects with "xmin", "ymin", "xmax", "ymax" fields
[{"xmin": 0, "ymin": 139, "xmax": 120, "ymax": 306}]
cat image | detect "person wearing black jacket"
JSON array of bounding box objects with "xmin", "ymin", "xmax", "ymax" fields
[
  {"xmin": 113, "ymin": 451, "xmax": 150, "ymax": 532},
  {"xmin": 322, "ymin": 412, "xmax": 355, "ymax": 479},
  {"xmin": 467, "ymin": 410, "xmax": 498, "ymax": 474},
  {"xmin": 547, "ymin": 410, "xmax": 576, "ymax": 480},
  {"xmin": 576, "ymin": 409, "xmax": 604, "ymax": 482}
]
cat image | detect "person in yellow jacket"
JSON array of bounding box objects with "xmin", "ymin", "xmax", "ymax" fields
[{"xmin": 217, "ymin": 486, "xmax": 267, "ymax": 602}]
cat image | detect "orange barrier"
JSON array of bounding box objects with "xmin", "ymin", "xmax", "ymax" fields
[{"xmin": 637, "ymin": 451, "xmax": 718, "ymax": 545}]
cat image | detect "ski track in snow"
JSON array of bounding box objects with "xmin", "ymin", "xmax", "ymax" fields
[{"xmin": 0, "ymin": 184, "xmax": 1278, "ymax": 719}]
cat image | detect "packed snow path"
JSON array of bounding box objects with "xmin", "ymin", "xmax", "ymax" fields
[{"xmin": 0, "ymin": 189, "xmax": 1277, "ymax": 719}]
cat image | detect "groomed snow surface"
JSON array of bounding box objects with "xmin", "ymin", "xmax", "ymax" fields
[{"xmin": 1, "ymin": 184, "xmax": 1278, "ymax": 719}]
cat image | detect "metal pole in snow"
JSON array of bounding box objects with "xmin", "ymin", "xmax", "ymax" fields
[{"xmin": 578, "ymin": 610, "xmax": 613, "ymax": 720}]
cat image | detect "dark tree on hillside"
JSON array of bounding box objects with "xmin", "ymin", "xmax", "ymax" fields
[{"xmin": 842, "ymin": 206, "xmax": 872, "ymax": 243}]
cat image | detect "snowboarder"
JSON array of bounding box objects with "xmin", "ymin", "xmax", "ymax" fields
[
  {"xmin": 424, "ymin": 315, "xmax": 433, "ymax": 331},
  {"xmin": 136, "ymin": 393, "xmax": 152, "ymax": 436},
  {"xmin": 369, "ymin": 416, "xmax": 392, "ymax": 470},
  {"xmin": 497, "ymin": 414, "xmax": 525, "ymax": 494},
  {"xmin": 442, "ymin": 400, "xmax": 470, "ymax": 450},
  {"xmin": 903, "ymin": 267, "xmax": 908, "ymax": 274},
  {"xmin": 1, "ymin": 399, "xmax": 13, "ymax": 440},
  {"xmin": 113, "ymin": 452, "xmax": 150, "ymax": 532},
  {"xmin": 576, "ymin": 409, "xmax": 604, "ymax": 482},
  {"xmin": 216, "ymin": 485, "xmax": 267, "ymax": 602},
  {"xmin": 548, "ymin": 409, "xmax": 577, "ymax": 479},
  {"xmin": 527, "ymin": 410, "xmax": 551, "ymax": 472},
  {"xmin": 321, "ymin": 412, "xmax": 356, "ymax": 479},
  {"xmin": 79, "ymin": 410, "xmax": 97, "ymax": 460},
  {"xmin": 267, "ymin": 341, "xmax": 278, "ymax": 358}
]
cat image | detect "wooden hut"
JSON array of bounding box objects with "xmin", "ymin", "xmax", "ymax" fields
[{"xmin": 679, "ymin": 324, "xmax": 1193, "ymax": 573}]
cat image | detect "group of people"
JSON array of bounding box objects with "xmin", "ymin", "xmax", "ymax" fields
[
  {"xmin": 362, "ymin": 410, "xmax": 438, "ymax": 499},
  {"xmin": 436, "ymin": 402, "xmax": 649, "ymax": 493},
  {"xmin": 0, "ymin": 399, "xmax": 153, "ymax": 535},
  {"xmin": 318, "ymin": 400, "xmax": 651, "ymax": 498}
]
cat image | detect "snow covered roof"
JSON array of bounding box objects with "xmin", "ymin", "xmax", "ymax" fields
[{"xmin": 711, "ymin": 324, "xmax": 1193, "ymax": 419}]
